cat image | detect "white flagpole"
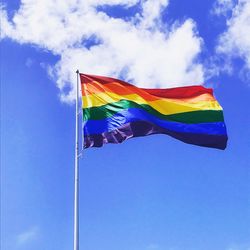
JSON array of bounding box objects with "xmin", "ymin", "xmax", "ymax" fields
[{"xmin": 74, "ymin": 70, "xmax": 80, "ymax": 250}]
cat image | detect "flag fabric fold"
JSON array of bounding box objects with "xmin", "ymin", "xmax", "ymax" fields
[{"xmin": 80, "ymin": 74, "xmax": 228, "ymax": 149}]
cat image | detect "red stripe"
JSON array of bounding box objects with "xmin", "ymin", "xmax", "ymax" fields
[{"xmin": 80, "ymin": 73, "xmax": 214, "ymax": 98}]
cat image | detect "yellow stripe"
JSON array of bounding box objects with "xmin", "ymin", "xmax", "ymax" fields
[{"xmin": 82, "ymin": 92, "xmax": 222, "ymax": 115}]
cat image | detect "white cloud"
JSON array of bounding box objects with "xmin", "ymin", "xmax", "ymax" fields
[
  {"xmin": 1, "ymin": 0, "xmax": 204, "ymax": 103},
  {"xmin": 139, "ymin": 0, "xmax": 169, "ymax": 29},
  {"xmin": 215, "ymin": 0, "xmax": 250, "ymax": 80},
  {"xmin": 16, "ymin": 226, "xmax": 39, "ymax": 245}
]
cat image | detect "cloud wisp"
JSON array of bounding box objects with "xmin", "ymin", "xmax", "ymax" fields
[
  {"xmin": 226, "ymin": 242, "xmax": 250, "ymax": 250},
  {"xmin": 16, "ymin": 226, "xmax": 39, "ymax": 246},
  {"xmin": 1, "ymin": 0, "xmax": 204, "ymax": 102},
  {"xmin": 212, "ymin": 0, "xmax": 236, "ymax": 16}
]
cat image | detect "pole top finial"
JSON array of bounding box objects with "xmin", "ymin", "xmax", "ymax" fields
[{"xmin": 76, "ymin": 69, "xmax": 79, "ymax": 74}]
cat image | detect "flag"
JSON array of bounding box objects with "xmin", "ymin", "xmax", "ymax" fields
[{"xmin": 80, "ymin": 74, "xmax": 228, "ymax": 149}]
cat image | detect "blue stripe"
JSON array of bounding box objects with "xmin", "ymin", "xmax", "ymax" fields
[{"xmin": 84, "ymin": 108, "xmax": 227, "ymax": 136}]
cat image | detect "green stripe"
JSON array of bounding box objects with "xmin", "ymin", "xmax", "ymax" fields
[{"xmin": 83, "ymin": 99, "xmax": 224, "ymax": 124}]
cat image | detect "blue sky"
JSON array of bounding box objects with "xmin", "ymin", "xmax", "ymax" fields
[{"xmin": 1, "ymin": 1, "xmax": 250, "ymax": 250}]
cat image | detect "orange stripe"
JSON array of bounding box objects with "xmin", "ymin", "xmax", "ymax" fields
[{"xmin": 82, "ymin": 81, "xmax": 216, "ymax": 103}]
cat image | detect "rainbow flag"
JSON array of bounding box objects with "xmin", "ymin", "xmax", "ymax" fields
[{"xmin": 80, "ymin": 74, "xmax": 228, "ymax": 150}]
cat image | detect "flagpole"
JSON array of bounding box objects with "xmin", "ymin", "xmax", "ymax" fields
[{"xmin": 74, "ymin": 70, "xmax": 80, "ymax": 250}]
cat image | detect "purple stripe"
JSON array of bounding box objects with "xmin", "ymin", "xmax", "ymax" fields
[{"xmin": 84, "ymin": 121, "xmax": 228, "ymax": 150}]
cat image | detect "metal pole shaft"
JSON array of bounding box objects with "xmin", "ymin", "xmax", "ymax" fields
[{"xmin": 74, "ymin": 70, "xmax": 80, "ymax": 250}]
